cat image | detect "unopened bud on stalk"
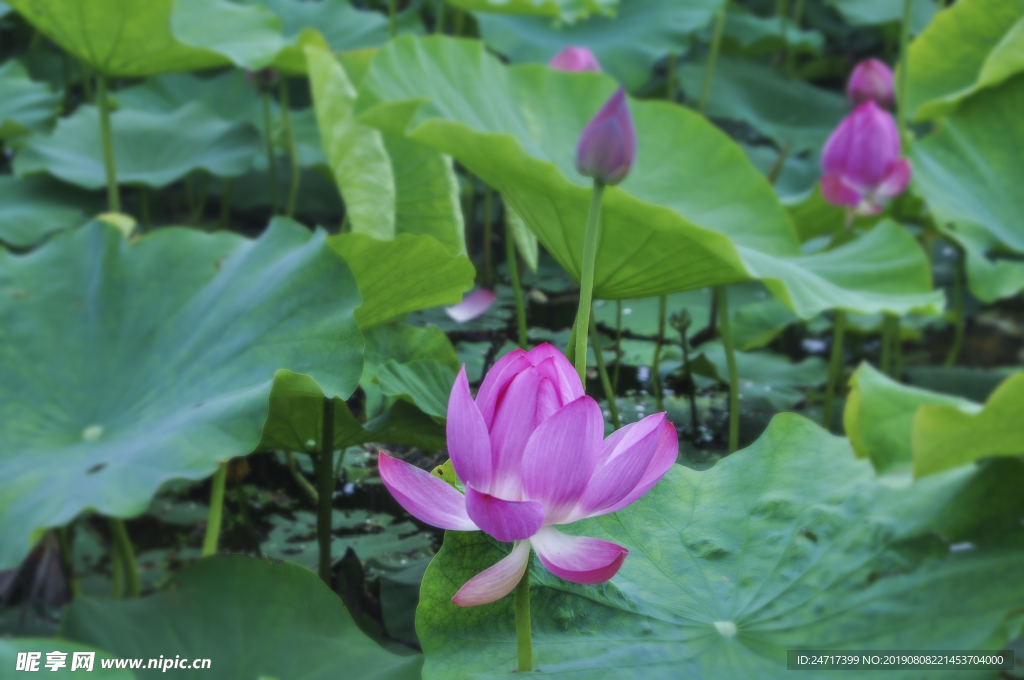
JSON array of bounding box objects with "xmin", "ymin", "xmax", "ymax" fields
[
  {"xmin": 846, "ymin": 58, "xmax": 894, "ymax": 108},
  {"xmin": 575, "ymin": 88, "xmax": 637, "ymax": 186},
  {"xmin": 549, "ymin": 47, "xmax": 602, "ymax": 73}
]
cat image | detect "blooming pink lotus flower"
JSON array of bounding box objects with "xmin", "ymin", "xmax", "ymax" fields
[
  {"xmin": 820, "ymin": 101, "xmax": 911, "ymax": 216},
  {"xmin": 575, "ymin": 88, "xmax": 637, "ymax": 186},
  {"xmin": 378, "ymin": 344, "xmax": 677, "ymax": 606},
  {"xmin": 445, "ymin": 288, "xmax": 497, "ymax": 323},
  {"xmin": 549, "ymin": 47, "xmax": 602, "ymax": 73},
  {"xmin": 847, "ymin": 58, "xmax": 894, "ymax": 108}
]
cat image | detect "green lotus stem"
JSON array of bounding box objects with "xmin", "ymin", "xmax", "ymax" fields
[
  {"xmin": 108, "ymin": 517, "xmax": 139, "ymax": 598},
  {"xmin": 698, "ymin": 0, "xmax": 729, "ymax": 115},
  {"xmin": 591, "ymin": 315, "xmax": 621, "ymax": 429},
  {"xmin": 897, "ymin": 0, "xmax": 914, "ymax": 145},
  {"xmin": 435, "ymin": 0, "xmax": 445, "ymax": 34},
  {"xmin": 881, "ymin": 314, "xmax": 901, "ymax": 378},
  {"xmin": 506, "ymin": 221, "xmax": 528, "ymax": 349},
  {"xmin": 822, "ymin": 311, "xmax": 846, "ymax": 430},
  {"xmin": 574, "ymin": 180, "xmax": 606, "ymax": 383},
  {"xmin": 219, "ymin": 178, "xmax": 233, "ymax": 230},
  {"xmin": 565, "ymin": 316, "xmax": 578, "ymax": 366},
  {"xmin": 676, "ymin": 318, "xmax": 699, "ymax": 435},
  {"xmin": 79, "ymin": 61, "xmax": 93, "ymax": 104},
  {"xmin": 514, "ymin": 562, "xmax": 533, "ymax": 672},
  {"xmin": 96, "ymin": 76, "xmax": 120, "ymax": 213},
  {"xmin": 786, "ymin": 0, "xmax": 807, "ymax": 76},
  {"xmin": 667, "ymin": 52, "xmax": 677, "ymax": 101},
  {"xmin": 612, "ymin": 300, "xmax": 622, "ymax": 393},
  {"xmin": 893, "ymin": 317, "xmax": 904, "ymax": 379},
  {"xmin": 110, "ymin": 544, "xmax": 123, "ymax": 598},
  {"xmin": 388, "ymin": 0, "xmax": 398, "ymax": 38},
  {"xmin": 56, "ymin": 526, "xmax": 81, "ymax": 596},
  {"xmin": 776, "ymin": 0, "xmax": 790, "ymax": 51},
  {"xmin": 139, "ymin": 187, "xmax": 151, "ymax": 233},
  {"xmin": 453, "ymin": 8, "xmax": 465, "ymax": 36},
  {"xmin": 286, "ymin": 451, "xmax": 319, "ymax": 504},
  {"xmin": 317, "ymin": 397, "xmax": 336, "ymax": 584},
  {"xmin": 945, "ymin": 253, "xmax": 965, "ymax": 367},
  {"xmin": 190, "ymin": 171, "xmax": 209, "ymax": 225},
  {"xmin": 718, "ymin": 286, "xmax": 740, "ymax": 453},
  {"xmin": 651, "ymin": 294, "xmax": 667, "ymax": 412},
  {"xmin": 202, "ymin": 462, "xmax": 227, "ymax": 557},
  {"xmin": 483, "ymin": 187, "xmax": 494, "ymax": 288},
  {"xmin": 261, "ymin": 90, "xmax": 279, "ymax": 215},
  {"xmin": 880, "ymin": 316, "xmax": 892, "ymax": 375},
  {"xmin": 279, "ymin": 79, "xmax": 301, "ymax": 219}
]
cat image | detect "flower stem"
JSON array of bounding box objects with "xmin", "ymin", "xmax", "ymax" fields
[
  {"xmin": 219, "ymin": 178, "xmax": 233, "ymax": 230},
  {"xmin": 287, "ymin": 451, "xmax": 319, "ymax": 504},
  {"xmin": 785, "ymin": 0, "xmax": 806, "ymax": 76},
  {"xmin": 279, "ymin": 79, "xmax": 301, "ymax": 218},
  {"xmin": 108, "ymin": 517, "xmax": 139, "ymax": 598},
  {"xmin": 506, "ymin": 220, "xmax": 528, "ymax": 349},
  {"xmin": 317, "ymin": 397, "xmax": 336, "ymax": 584},
  {"xmin": 139, "ymin": 187, "xmax": 151, "ymax": 233},
  {"xmin": 698, "ymin": 0, "xmax": 729, "ymax": 115},
  {"xmin": 483, "ymin": 187, "xmax": 494, "ymax": 288},
  {"xmin": 514, "ymin": 560, "xmax": 533, "ymax": 673},
  {"xmin": 945, "ymin": 251, "xmax": 965, "ymax": 367},
  {"xmin": 612, "ymin": 300, "xmax": 622, "ymax": 393},
  {"xmin": 822, "ymin": 311, "xmax": 846, "ymax": 430},
  {"xmin": 96, "ymin": 76, "xmax": 120, "ymax": 213},
  {"xmin": 897, "ymin": 0, "xmax": 914, "ymax": 145},
  {"xmin": 651, "ymin": 294, "xmax": 667, "ymax": 412},
  {"xmin": 261, "ymin": 90, "xmax": 279, "ymax": 215},
  {"xmin": 388, "ymin": 0, "xmax": 398, "ymax": 37},
  {"xmin": 574, "ymin": 180, "xmax": 606, "ymax": 383},
  {"xmin": 718, "ymin": 286, "xmax": 740, "ymax": 453},
  {"xmin": 591, "ymin": 315, "xmax": 621, "ymax": 429},
  {"xmin": 882, "ymin": 314, "xmax": 901, "ymax": 378},
  {"xmin": 56, "ymin": 526, "xmax": 81, "ymax": 596},
  {"xmin": 201, "ymin": 462, "xmax": 227, "ymax": 557}
]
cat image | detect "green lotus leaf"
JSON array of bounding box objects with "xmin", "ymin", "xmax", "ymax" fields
[
  {"xmin": 417, "ymin": 414, "xmax": 1024, "ymax": 678},
  {"xmin": 677, "ymin": 56, "xmax": 847, "ymax": 154},
  {"xmin": 307, "ymin": 46, "xmax": 465, "ymax": 254},
  {"xmin": 693, "ymin": 340, "xmax": 827, "ymax": 411},
  {"xmin": 450, "ymin": 0, "xmax": 615, "ymax": 21},
  {"xmin": 171, "ymin": 0, "xmax": 421, "ymax": 73},
  {"xmin": 354, "ymin": 37, "xmax": 941, "ymax": 317},
  {"xmin": 476, "ymin": 0, "xmax": 722, "ymax": 92},
  {"xmin": 0, "ymin": 639, "xmax": 133, "ymax": 678},
  {"xmin": 721, "ymin": 8, "xmax": 824, "ymax": 57},
  {"xmin": 906, "ymin": 0, "xmax": 1024, "ymax": 121},
  {"xmin": 0, "ymin": 175, "xmax": 98, "ymax": 249},
  {"xmin": 914, "ymin": 372, "xmax": 1024, "ymax": 477},
  {"xmin": 505, "ymin": 205, "xmax": 539, "ymax": 272},
  {"xmin": 374, "ymin": 359, "xmax": 456, "ymax": 420},
  {"xmin": 5, "ymin": 0, "xmax": 228, "ymax": 77},
  {"xmin": 825, "ymin": 0, "xmax": 938, "ymax": 33},
  {"xmin": 0, "ymin": 60, "xmax": 60, "ymax": 140},
  {"xmin": 945, "ymin": 220, "xmax": 1024, "ymax": 303},
  {"xmin": 13, "ymin": 102, "xmax": 263, "ymax": 190},
  {"xmin": 0, "ymin": 219, "xmax": 363, "ymax": 569},
  {"xmin": 61, "ymin": 556, "xmax": 422, "ymax": 680}
]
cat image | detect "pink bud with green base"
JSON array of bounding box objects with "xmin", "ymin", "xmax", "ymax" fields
[
  {"xmin": 549, "ymin": 47, "xmax": 602, "ymax": 73},
  {"xmin": 846, "ymin": 58, "xmax": 894, "ymax": 108}
]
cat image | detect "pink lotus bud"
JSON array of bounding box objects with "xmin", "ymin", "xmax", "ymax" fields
[
  {"xmin": 549, "ymin": 47, "xmax": 602, "ymax": 73},
  {"xmin": 820, "ymin": 101, "xmax": 912, "ymax": 216},
  {"xmin": 377, "ymin": 344, "xmax": 677, "ymax": 606},
  {"xmin": 846, "ymin": 58, "xmax": 894, "ymax": 108},
  {"xmin": 575, "ymin": 88, "xmax": 637, "ymax": 186}
]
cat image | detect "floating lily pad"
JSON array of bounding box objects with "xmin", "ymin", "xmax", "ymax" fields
[
  {"xmin": 0, "ymin": 60, "xmax": 60, "ymax": 140},
  {"xmin": 0, "ymin": 220, "xmax": 362, "ymax": 569},
  {"xmin": 417, "ymin": 414, "xmax": 1024, "ymax": 679},
  {"xmin": 0, "ymin": 176, "xmax": 98, "ymax": 249},
  {"xmin": 61, "ymin": 556, "xmax": 423, "ymax": 680},
  {"xmin": 14, "ymin": 103, "xmax": 263, "ymax": 189}
]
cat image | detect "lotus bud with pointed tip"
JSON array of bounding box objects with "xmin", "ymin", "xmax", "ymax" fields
[
  {"xmin": 377, "ymin": 344, "xmax": 677, "ymax": 606},
  {"xmin": 846, "ymin": 58, "xmax": 894, "ymax": 108},
  {"xmin": 549, "ymin": 47, "xmax": 602, "ymax": 73},
  {"xmin": 820, "ymin": 101, "xmax": 911, "ymax": 216},
  {"xmin": 575, "ymin": 88, "xmax": 637, "ymax": 186}
]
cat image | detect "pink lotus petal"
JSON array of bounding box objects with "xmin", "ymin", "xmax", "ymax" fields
[
  {"xmin": 598, "ymin": 419, "xmax": 678, "ymax": 516},
  {"xmin": 465, "ymin": 486, "xmax": 545, "ymax": 542},
  {"xmin": 452, "ymin": 539, "xmax": 531, "ymax": 606},
  {"xmin": 529, "ymin": 344, "xmax": 584, "ymax": 405},
  {"xmin": 446, "ymin": 289, "xmax": 497, "ymax": 323},
  {"xmin": 820, "ymin": 174, "xmax": 863, "ymax": 208},
  {"xmin": 476, "ymin": 350, "xmax": 530, "ymax": 428},
  {"xmin": 874, "ymin": 157, "xmax": 912, "ymax": 201},
  {"xmin": 488, "ymin": 367, "xmax": 544, "ymax": 498},
  {"xmin": 847, "ymin": 58, "xmax": 894, "ymax": 108},
  {"xmin": 447, "ymin": 366, "xmax": 493, "ymax": 492},
  {"xmin": 822, "ymin": 101, "xmax": 901, "ymax": 190},
  {"xmin": 576, "ymin": 88, "xmax": 637, "ymax": 186},
  {"xmin": 549, "ymin": 47, "xmax": 602, "ymax": 73},
  {"xmin": 573, "ymin": 413, "xmax": 667, "ymax": 519},
  {"xmin": 531, "ymin": 526, "xmax": 627, "ymax": 585},
  {"xmin": 378, "ymin": 452, "xmax": 478, "ymax": 531},
  {"xmin": 521, "ymin": 396, "xmax": 605, "ymax": 524}
]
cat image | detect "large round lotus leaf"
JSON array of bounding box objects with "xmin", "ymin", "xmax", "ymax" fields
[
  {"xmin": 0, "ymin": 60, "xmax": 60, "ymax": 140},
  {"xmin": 0, "ymin": 176, "xmax": 98, "ymax": 249},
  {"xmin": 476, "ymin": 0, "xmax": 722, "ymax": 92},
  {"xmin": 62, "ymin": 556, "xmax": 422, "ymax": 680},
  {"xmin": 450, "ymin": 0, "xmax": 614, "ymax": 21},
  {"xmin": 5, "ymin": 0, "xmax": 228, "ymax": 77},
  {"xmin": 0, "ymin": 220, "xmax": 363, "ymax": 569},
  {"xmin": 721, "ymin": 8, "xmax": 824, "ymax": 57},
  {"xmin": 13, "ymin": 102, "xmax": 263, "ymax": 190},
  {"xmin": 355, "ymin": 37, "xmax": 942, "ymax": 317},
  {"xmin": 825, "ymin": 0, "xmax": 938, "ymax": 33},
  {"xmin": 417, "ymin": 415, "xmax": 1024, "ymax": 679},
  {"xmin": 0, "ymin": 639, "xmax": 133, "ymax": 678},
  {"xmin": 906, "ymin": 0, "xmax": 1024, "ymax": 121}
]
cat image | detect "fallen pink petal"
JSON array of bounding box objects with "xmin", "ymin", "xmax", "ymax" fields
[{"xmin": 445, "ymin": 288, "xmax": 497, "ymax": 322}]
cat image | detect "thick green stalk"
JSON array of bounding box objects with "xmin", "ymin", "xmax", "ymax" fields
[
  {"xmin": 718, "ymin": 286, "xmax": 740, "ymax": 453},
  {"xmin": 279, "ymin": 79, "xmax": 301, "ymax": 218},
  {"xmin": 514, "ymin": 561, "xmax": 533, "ymax": 673},
  {"xmin": 317, "ymin": 397, "xmax": 336, "ymax": 584},
  {"xmin": 667, "ymin": 52, "xmax": 677, "ymax": 101},
  {"xmin": 651, "ymin": 294, "xmax": 667, "ymax": 412},
  {"xmin": 590, "ymin": 315, "xmax": 621, "ymax": 429},
  {"xmin": 201, "ymin": 462, "xmax": 227, "ymax": 557},
  {"xmin": 892, "ymin": 317, "xmax": 904, "ymax": 379},
  {"xmin": 79, "ymin": 61, "xmax": 93, "ymax": 103},
  {"xmin": 565, "ymin": 316, "xmax": 578, "ymax": 366},
  {"xmin": 786, "ymin": 0, "xmax": 807, "ymax": 75},
  {"xmin": 219, "ymin": 178, "xmax": 233, "ymax": 230},
  {"xmin": 190, "ymin": 171, "xmax": 209, "ymax": 225},
  {"xmin": 897, "ymin": 0, "xmax": 914, "ymax": 145},
  {"xmin": 110, "ymin": 544, "xmax": 123, "ymax": 598},
  {"xmin": 108, "ymin": 518, "xmax": 139, "ymax": 598},
  {"xmin": 880, "ymin": 316, "xmax": 892, "ymax": 375},
  {"xmin": 698, "ymin": 0, "xmax": 729, "ymax": 115},
  {"xmin": 388, "ymin": 0, "xmax": 398, "ymax": 38},
  {"xmin": 945, "ymin": 253, "xmax": 965, "ymax": 367},
  {"xmin": 612, "ymin": 300, "xmax": 622, "ymax": 393},
  {"xmin": 483, "ymin": 187, "xmax": 494, "ymax": 288},
  {"xmin": 286, "ymin": 451, "xmax": 319, "ymax": 504},
  {"xmin": 261, "ymin": 90, "xmax": 279, "ymax": 215},
  {"xmin": 96, "ymin": 76, "xmax": 120, "ymax": 213},
  {"xmin": 573, "ymin": 180, "xmax": 606, "ymax": 383},
  {"xmin": 506, "ymin": 221, "xmax": 528, "ymax": 349},
  {"xmin": 776, "ymin": 0, "xmax": 790, "ymax": 51},
  {"xmin": 435, "ymin": 0, "xmax": 446, "ymax": 34},
  {"xmin": 139, "ymin": 187, "xmax": 151, "ymax": 233},
  {"xmin": 822, "ymin": 311, "xmax": 846, "ymax": 430},
  {"xmin": 56, "ymin": 526, "xmax": 80, "ymax": 596}
]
